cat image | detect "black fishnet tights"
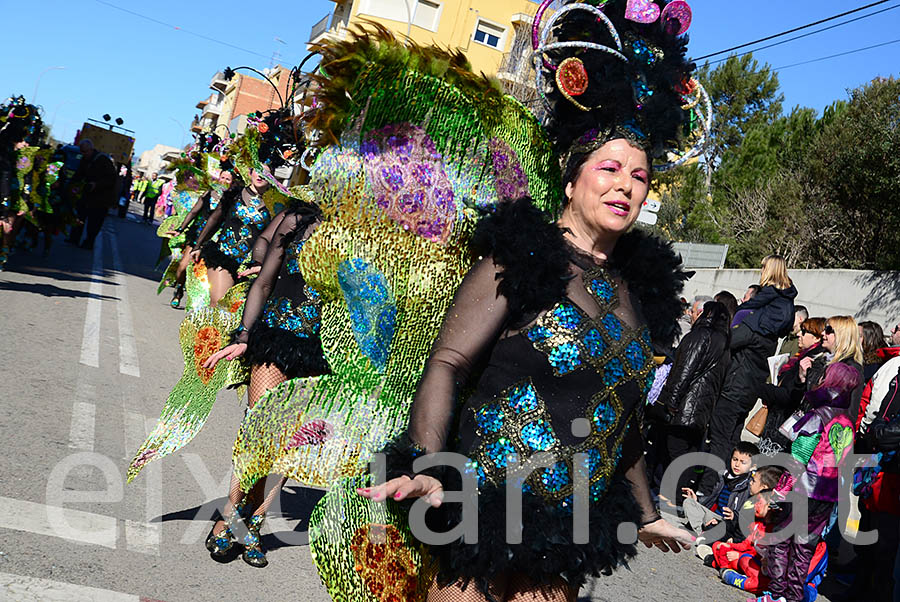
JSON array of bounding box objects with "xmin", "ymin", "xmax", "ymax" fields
[
  {"xmin": 427, "ymin": 576, "xmax": 576, "ymax": 602},
  {"xmin": 211, "ymin": 363, "xmax": 288, "ymax": 536}
]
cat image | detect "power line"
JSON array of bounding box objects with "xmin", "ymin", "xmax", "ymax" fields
[
  {"xmin": 774, "ymin": 37, "xmax": 900, "ymax": 70},
  {"xmin": 694, "ymin": 0, "xmax": 894, "ymax": 61},
  {"xmin": 94, "ymin": 0, "xmax": 272, "ymax": 61},
  {"xmin": 708, "ymin": 2, "xmax": 900, "ymax": 66}
]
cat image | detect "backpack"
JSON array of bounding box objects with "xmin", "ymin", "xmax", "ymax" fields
[{"xmin": 803, "ymin": 541, "xmax": 828, "ymax": 602}]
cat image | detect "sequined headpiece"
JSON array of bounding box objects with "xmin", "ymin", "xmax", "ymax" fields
[{"xmin": 534, "ymin": 0, "xmax": 712, "ymax": 173}]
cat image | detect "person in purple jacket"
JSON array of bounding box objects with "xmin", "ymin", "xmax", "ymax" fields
[{"xmin": 756, "ymin": 362, "xmax": 859, "ymax": 602}]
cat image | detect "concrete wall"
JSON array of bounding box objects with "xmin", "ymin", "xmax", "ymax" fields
[{"xmin": 682, "ymin": 269, "xmax": 900, "ymax": 331}]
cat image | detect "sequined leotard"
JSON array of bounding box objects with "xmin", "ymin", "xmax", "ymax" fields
[
  {"xmin": 198, "ymin": 187, "xmax": 273, "ymax": 279},
  {"xmin": 233, "ymin": 204, "xmax": 329, "ymax": 378},
  {"xmin": 385, "ymin": 221, "xmax": 669, "ymax": 591}
]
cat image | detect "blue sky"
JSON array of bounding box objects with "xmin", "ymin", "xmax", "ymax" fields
[{"xmin": 1, "ymin": 1, "xmax": 896, "ymax": 157}]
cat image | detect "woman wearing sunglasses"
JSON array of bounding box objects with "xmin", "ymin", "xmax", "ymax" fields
[
  {"xmin": 800, "ymin": 316, "xmax": 865, "ymax": 421},
  {"xmin": 756, "ymin": 317, "xmax": 828, "ymax": 455}
]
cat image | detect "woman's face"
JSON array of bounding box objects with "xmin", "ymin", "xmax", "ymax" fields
[
  {"xmin": 822, "ymin": 323, "xmax": 836, "ymax": 351},
  {"xmin": 218, "ymin": 171, "xmax": 233, "ymax": 187},
  {"xmin": 249, "ymin": 167, "xmax": 271, "ymax": 193},
  {"xmin": 798, "ymin": 328, "xmax": 820, "ymax": 351},
  {"xmin": 563, "ymin": 139, "xmax": 650, "ymax": 239}
]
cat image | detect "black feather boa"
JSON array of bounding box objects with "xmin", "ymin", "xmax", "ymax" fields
[
  {"xmin": 425, "ymin": 473, "xmax": 642, "ymax": 599},
  {"xmin": 473, "ymin": 197, "xmax": 687, "ymax": 348},
  {"xmin": 199, "ymin": 242, "xmax": 241, "ymax": 281},
  {"xmin": 243, "ymin": 323, "xmax": 330, "ymax": 379}
]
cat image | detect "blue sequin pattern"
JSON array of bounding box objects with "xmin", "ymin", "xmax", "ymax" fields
[
  {"xmin": 466, "ymin": 266, "xmax": 655, "ymax": 507},
  {"xmin": 337, "ymin": 258, "xmax": 397, "ymax": 372},
  {"xmin": 261, "ymin": 286, "xmax": 322, "ymax": 338}
]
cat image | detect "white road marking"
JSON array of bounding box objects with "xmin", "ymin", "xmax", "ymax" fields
[
  {"xmin": 124, "ymin": 520, "xmax": 160, "ymax": 556},
  {"xmin": 124, "ymin": 412, "xmax": 161, "ymax": 555},
  {"xmin": 0, "ymin": 572, "xmax": 141, "ymax": 602},
  {"xmin": 107, "ymin": 229, "xmax": 140, "ymax": 377},
  {"xmin": 78, "ymin": 234, "xmax": 104, "ymax": 368},
  {"xmin": 68, "ymin": 401, "xmax": 96, "ymax": 451},
  {"xmin": 0, "ymin": 495, "xmax": 117, "ymax": 549}
]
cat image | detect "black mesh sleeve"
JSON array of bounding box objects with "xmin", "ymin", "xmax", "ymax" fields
[
  {"xmin": 621, "ymin": 417, "xmax": 661, "ymax": 526},
  {"xmin": 232, "ymin": 212, "xmax": 308, "ymax": 344},
  {"xmin": 249, "ymin": 209, "xmax": 288, "ymax": 267},
  {"xmin": 193, "ymin": 198, "xmax": 226, "ymax": 249},
  {"xmin": 384, "ymin": 257, "xmax": 509, "ymax": 481}
]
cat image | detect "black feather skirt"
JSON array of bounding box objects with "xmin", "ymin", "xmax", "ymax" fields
[
  {"xmin": 423, "ymin": 472, "xmax": 642, "ymax": 597},
  {"xmin": 199, "ymin": 242, "xmax": 241, "ymax": 280},
  {"xmin": 243, "ymin": 321, "xmax": 330, "ymax": 379}
]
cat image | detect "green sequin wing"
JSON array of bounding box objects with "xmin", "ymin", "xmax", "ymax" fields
[
  {"xmin": 126, "ymin": 307, "xmax": 247, "ymax": 482},
  {"xmin": 309, "ymin": 476, "xmax": 435, "ymax": 602}
]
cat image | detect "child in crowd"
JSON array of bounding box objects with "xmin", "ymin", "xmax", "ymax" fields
[
  {"xmin": 709, "ymin": 467, "xmax": 785, "ymax": 594},
  {"xmin": 682, "ymin": 441, "xmax": 760, "ymax": 545},
  {"xmin": 749, "ymin": 362, "xmax": 859, "ymax": 602}
]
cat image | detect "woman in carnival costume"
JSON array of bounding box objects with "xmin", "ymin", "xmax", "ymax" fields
[
  {"xmin": 225, "ymin": 1, "xmax": 712, "ymax": 598},
  {"xmin": 161, "ymin": 140, "xmax": 238, "ymax": 308},
  {"xmin": 127, "ymin": 113, "xmax": 302, "ymax": 487},
  {"xmin": 190, "ymin": 139, "xmax": 278, "ymax": 307},
  {"xmin": 197, "ymin": 183, "xmax": 328, "ymax": 567},
  {"xmin": 0, "ymin": 96, "xmax": 44, "ymax": 269},
  {"xmin": 356, "ymin": 0, "xmax": 708, "ymax": 598}
]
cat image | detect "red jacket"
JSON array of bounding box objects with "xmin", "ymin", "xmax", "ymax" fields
[{"xmin": 857, "ymin": 347, "xmax": 900, "ymax": 516}]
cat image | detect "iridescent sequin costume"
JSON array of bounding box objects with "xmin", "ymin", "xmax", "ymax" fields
[
  {"xmin": 198, "ymin": 189, "xmax": 273, "ymax": 280},
  {"xmin": 379, "ymin": 198, "xmax": 687, "ymax": 591},
  {"xmin": 235, "ymin": 203, "xmax": 330, "ymax": 379}
]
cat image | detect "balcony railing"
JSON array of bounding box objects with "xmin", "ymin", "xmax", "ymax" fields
[
  {"xmin": 210, "ymin": 71, "xmax": 228, "ymax": 92},
  {"xmin": 310, "ymin": 14, "xmax": 330, "ymax": 42}
]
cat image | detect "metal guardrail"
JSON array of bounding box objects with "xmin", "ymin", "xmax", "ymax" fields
[
  {"xmin": 672, "ymin": 242, "xmax": 730, "ymax": 269},
  {"xmin": 310, "ymin": 13, "xmax": 330, "ymax": 42}
]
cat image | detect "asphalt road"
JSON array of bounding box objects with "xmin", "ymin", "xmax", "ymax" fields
[{"xmin": 0, "ymin": 207, "xmax": 843, "ymax": 602}]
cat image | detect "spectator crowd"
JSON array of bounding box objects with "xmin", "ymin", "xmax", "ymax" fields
[{"xmin": 645, "ymin": 254, "xmax": 900, "ymax": 602}]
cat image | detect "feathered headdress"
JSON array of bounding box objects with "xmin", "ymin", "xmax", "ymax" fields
[
  {"xmin": 533, "ymin": 0, "xmax": 711, "ymax": 177},
  {"xmin": 0, "ymin": 96, "xmax": 44, "ymax": 149}
]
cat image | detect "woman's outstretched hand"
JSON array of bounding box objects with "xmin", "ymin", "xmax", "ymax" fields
[
  {"xmin": 358, "ymin": 475, "xmax": 444, "ymax": 508},
  {"xmin": 238, "ymin": 265, "xmax": 261, "ymax": 278},
  {"xmin": 637, "ymin": 518, "xmax": 694, "ymax": 553},
  {"xmin": 189, "ymin": 249, "xmax": 201, "ymax": 263},
  {"xmin": 202, "ymin": 342, "xmax": 247, "ymax": 369}
]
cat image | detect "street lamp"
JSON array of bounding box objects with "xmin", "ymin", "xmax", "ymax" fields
[
  {"xmin": 33, "ymin": 66, "xmax": 66, "ymax": 104},
  {"xmin": 169, "ymin": 117, "xmax": 187, "ymax": 148}
]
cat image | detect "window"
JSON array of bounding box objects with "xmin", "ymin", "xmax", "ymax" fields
[
  {"xmin": 473, "ymin": 19, "xmax": 505, "ymax": 49},
  {"xmin": 412, "ymin": 0, "xmax": 441, "ymax": 31}
]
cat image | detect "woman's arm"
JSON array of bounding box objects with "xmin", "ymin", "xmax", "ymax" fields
[
  {"xmin": 176, "ymin": 192, "xmax": 209, "ymax": 232},
  {"xmin": 360, "ymin": 257, "xmax": 511, "ymax": 503},
  {"xmin": 192, "ymin": 197, "xmax": 227, "ymax": 250},
  {"xmin": 405, "ymin": 257, "xmax": 510, "ymax": 455},
  {"xmin": 233, "ymin": 213, "xmax": 304, "ymax": 344},
  {"xmin": 248, "ymin": 208, "xmax": 288, "ymax": 267}
]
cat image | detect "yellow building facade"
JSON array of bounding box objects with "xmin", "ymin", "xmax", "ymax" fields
[{"xmin": 309, "ymin": 0, "xmax": 543, "ymax": 77}]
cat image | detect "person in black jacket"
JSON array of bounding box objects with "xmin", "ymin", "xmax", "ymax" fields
[
  {"xmin": 701, "ymin": 255, "xmax": 797, "ymax": 495},
  {"xmin": 66, "ymin": 139, "xmax": 117, "ymax": 249},
  {"xmin": 657, "ymin": 301, "xmax": 731, "ymax": 503}
]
